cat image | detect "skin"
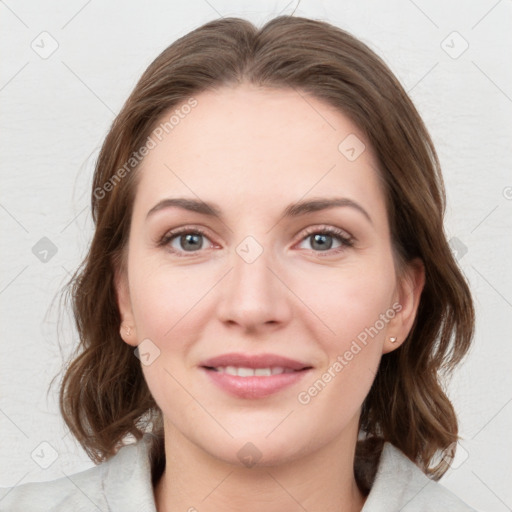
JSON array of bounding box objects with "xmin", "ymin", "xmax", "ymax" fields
[{"xmin": 115, "ymin": 83, "xmax": 425, "ymax": 512}]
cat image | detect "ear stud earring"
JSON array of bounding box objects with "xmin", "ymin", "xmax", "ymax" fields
[
  {"xmin": 122, "ymin": 326, "xmax": 132, "ymax": 337},
  {"xmin": 389, "ymin": 336, "xmax": 397, "ymax": 343}
]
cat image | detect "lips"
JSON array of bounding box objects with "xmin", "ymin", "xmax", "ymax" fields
[
  {"xmin": 199, "ymin": 352, "xmax": 313, "ymax": 399},
  {"xmin": 199, "ymin": 352, "xmax": 312, "ymax": 371}
]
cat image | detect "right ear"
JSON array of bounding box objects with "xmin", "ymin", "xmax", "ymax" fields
[{"xmin": 114, "ymin": 266, "xmax": 138, "ymax": 347}]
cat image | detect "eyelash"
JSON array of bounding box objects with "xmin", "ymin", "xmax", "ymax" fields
[{"xmin": 158, "ymin": 225, "xmax": 355, "ymax": 258}]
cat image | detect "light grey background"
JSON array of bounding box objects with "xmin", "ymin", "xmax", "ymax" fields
[{"xmin": 1, "ymin": 0, "xmax": 511, "ymax": 510}]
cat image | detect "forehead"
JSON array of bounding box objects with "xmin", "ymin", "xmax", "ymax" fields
[{"xmin": 133, "ymin": 84, "xmax": 385, "ymax": 221}]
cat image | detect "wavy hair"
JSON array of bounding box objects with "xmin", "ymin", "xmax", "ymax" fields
[{"xmin": 57, "ymin": 15, "xmax": 474, "ymax": 493}]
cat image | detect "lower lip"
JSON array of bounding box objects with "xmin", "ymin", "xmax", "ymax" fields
[{"xmin": 201, "ymin": 367, "xmax": 311, "ymax": 399}]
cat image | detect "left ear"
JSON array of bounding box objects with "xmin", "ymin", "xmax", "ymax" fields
[{"xmin": 382, "ymin": 257, "xmax": 425, "ymax": 354}]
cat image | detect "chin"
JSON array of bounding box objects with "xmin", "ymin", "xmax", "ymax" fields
[{"xmin": 195, "ymin": 428, "xmax": 313, "ymax": 469}]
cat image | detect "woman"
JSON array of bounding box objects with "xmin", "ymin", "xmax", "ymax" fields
[{"xmin": 1, "ymin": 15, "xmax": 476, "ymax": 511}]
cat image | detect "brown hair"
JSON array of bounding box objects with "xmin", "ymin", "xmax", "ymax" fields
[{"xmin": 57, "ymin": 15, "xmax": 474, "ymax": 493}]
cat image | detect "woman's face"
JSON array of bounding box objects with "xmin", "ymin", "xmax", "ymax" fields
[{"xmin": 116, "ymin": 84, "xmax": 423, "ymax": 466}]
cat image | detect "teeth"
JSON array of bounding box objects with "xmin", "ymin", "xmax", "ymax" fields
[
  {"xmin": 237, "ymin": 366, "xmax": 254, "ymax": 377},
  {"xmin": 255, "ymin": 368, "xmax": 272, "ymax": 376},
  {"xmin": 213, "ymin": 366, "xmax": 295, "ymax": 376}
]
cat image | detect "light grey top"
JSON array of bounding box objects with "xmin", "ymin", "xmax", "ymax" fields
[{"xmin": 0, "ymin": 434, "xmax": 477, "ymax": 511}]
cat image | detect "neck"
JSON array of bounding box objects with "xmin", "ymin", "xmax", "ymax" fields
[{"xmin": 153, "ymin": 422, "xmax": 366, "ymax": 512}]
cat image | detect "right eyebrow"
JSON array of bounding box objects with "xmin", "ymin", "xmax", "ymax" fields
[{"xmin": 146, "ymin": 198, "xmax": 223, "ymax": 221}]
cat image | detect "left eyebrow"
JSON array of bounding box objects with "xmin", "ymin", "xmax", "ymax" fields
[
  {"xmin": 146, "ymin": 196, "xmax": 373, "ymax": 225},
  {"xmin": 283, "ymin": 197, "xmax": 373, "ymax": 225}
]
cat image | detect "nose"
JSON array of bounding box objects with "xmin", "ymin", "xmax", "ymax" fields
[{"xmin": 216, "ymin": 242, "xmax": 293, "ymax": 333}]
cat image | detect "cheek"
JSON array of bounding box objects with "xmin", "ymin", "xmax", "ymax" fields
[
  {"xmin": 129, "ymin": 259, "xmax": 214, "ymax": 340},
  {"xmin": 293, "ymin": 257, "xmax": 396, "ymax": 347}
]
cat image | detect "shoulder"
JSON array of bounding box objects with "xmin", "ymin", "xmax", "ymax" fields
[
  {"xmin": 0, "ymin": 435, "xmax": 157, "ymax": 512},
  {"xmin": 363, "ymin": 442, "xmax": 477, "ymax": 511},
  {"xmin": 0, "ymin": 461, "xmax": 107, "ymax": 512}
]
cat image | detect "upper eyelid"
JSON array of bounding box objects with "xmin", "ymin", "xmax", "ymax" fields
[{"xmin": 299, "ymin": 225, "xmax": 353, "ymax": 239}]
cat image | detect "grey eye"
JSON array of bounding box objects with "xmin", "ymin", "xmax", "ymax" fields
[
  {"xmin": 171, "ymin": 232, "xmax": 206, "ymax": 252},
  {"xmin": 298, "ymin": 232, "xmax": 343, "ymax": 251}
]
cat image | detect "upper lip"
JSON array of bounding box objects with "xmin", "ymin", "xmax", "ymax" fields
[{"xmin": 200, "ymin": 352, "xmax": 312, "ymax": 371}]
